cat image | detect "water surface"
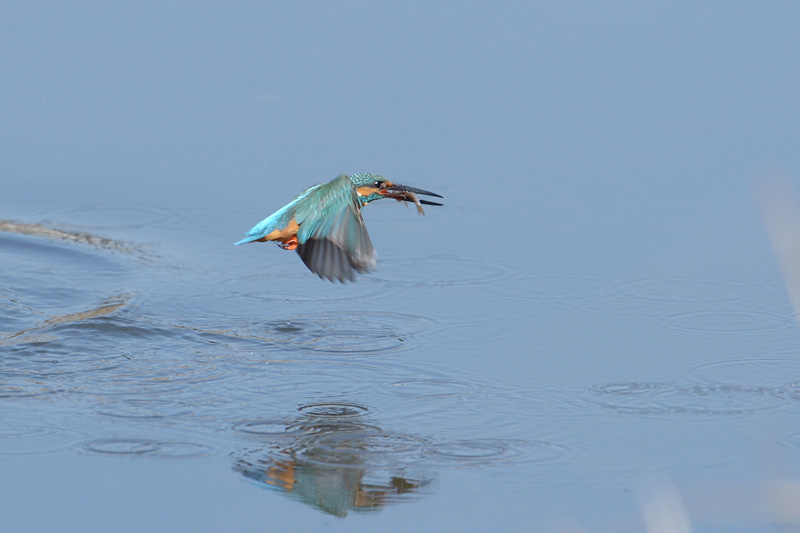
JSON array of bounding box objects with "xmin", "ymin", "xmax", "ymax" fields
[{"xmin": 3, "ymin": 3, "xmax": 800, "ymax": 532}]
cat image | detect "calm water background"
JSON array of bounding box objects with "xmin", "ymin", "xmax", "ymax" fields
[{"xmin": 2, "ymin": 3, "xmax": 800, "ymax": 531}]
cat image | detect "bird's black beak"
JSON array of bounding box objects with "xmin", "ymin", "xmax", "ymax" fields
[{"xmin": 385, "ymin": 183, "xmax": 444, "ymax": 206}]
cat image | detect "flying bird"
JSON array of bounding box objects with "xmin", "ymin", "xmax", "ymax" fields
[{"xmin": 235, "ymin": 173, "xmax": 443, "ymax": 282}]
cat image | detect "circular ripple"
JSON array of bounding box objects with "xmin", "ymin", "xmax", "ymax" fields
[
  {"xmin": 39, "ymin": 204, "xmax": 180, "ymax": 230},
  {"xmin": 0, "ymin": 425, "xmax": 53, "ymax": 439},
  {"xmin": 74, "ymin": 360, "xmax": 230, "ymax": 396},
  {"xmin": 426, "ymin": 439, "xmax": 560, "ymax": 467},
  {"xmin": 475, "ymin": 274, "xmax": 784, "ymax": 321},
  {"xmin": 225, "ymin": 272, "xmax": 383, "ymax": 304},
  {"xmin": 368, "ymin": 255, "xmax": 517, "ymax": 287},
  {"xmin": 224, "ymin": 356, "xmax": 397, "ymax": 386},
  {"xmin": 243, "ymin": 311, "xmax": 434, "ymax": 354},
  {"xmin": 0, "ymin": 423, "xmax": 82, "ymax": 456},
  {"xmin": 232, "ymin": 419, "xmax": 294, "ymax": 436},
  {"xmin": 380, "ymin": 378, "xmax": 481, "ymax": 399},
  {"xmin": 615, "ymin": 278, "xmax": 771, "ymax": 304},
  {"xmin": 654, "ymin": 310, "xmax": 794, "ymax": 335},
  {"xmin": 83, "ymin": 438, "xmax": 212, "ymax": 458},
  {"xmin": 581, "ymin": 382, "xmax": 785, "ymax": 417},
  {"xmin": 476, "ymin": 273, "xmax": 614, "ymax": 300},
  {"xmin": 287, "ymin": 422, "xmax": 382, "ymax": 439},
  {"xmin": 85, "ymin": 438, "xmax": 159, "ymax": 455},
  {"xmin": 298, "ymin": 402, "xmax": 369, "ymax": 418},
  {"xmin": 226, "ymin": 364, "xmax": 373, "ymax": 400},
  {"xmin": 7, "ymin": 345, "xmax": 126, "ymax": 378},
  {"xmin": 97, "ymin": 399, "xmax": 194, "ymax": 419},
  {"xmin": 297, "ymin": 432, "xmax": 432, "ymax": 468},
  {"xmin": 318, "ymin": 433, "xmax": 428, "ymax": 454},
  {"xmin": 152, "ymin": 441, "xmax": 214, "ymax": 458},
  {"xmin": 685, "ymin": 357, "xmax": 800, "ymax": 388},
  {"xmin": 722, "ymin": 336, "xmax": 800, "ymax": 359},
  {"xmin": 473, "ymin": 273, "xmax": 641, "ymax": 318}
]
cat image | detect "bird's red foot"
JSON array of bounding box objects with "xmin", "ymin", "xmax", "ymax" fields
[{"xmin": 279, "ymin": 237, "xmax": 299, "ymax": 250}]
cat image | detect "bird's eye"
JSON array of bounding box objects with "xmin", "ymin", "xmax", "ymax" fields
[{"xmin": 373, "ymin": 180, "xmax": 382, "ymax": 188}]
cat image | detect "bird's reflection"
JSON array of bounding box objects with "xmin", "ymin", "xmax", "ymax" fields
[{"xmin": 232, "ymin": 402, "xmax": 436, "ymax": 517}]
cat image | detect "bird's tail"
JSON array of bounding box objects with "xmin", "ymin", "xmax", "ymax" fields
[{"xmin": 234, "ymin": 234, "xmax": 265, "ymax": 246}]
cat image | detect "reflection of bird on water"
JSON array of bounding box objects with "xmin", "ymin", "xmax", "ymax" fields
[
  {"xmin": 239, "ymin": 456, "xmax": 422, "ymax": 517},
  {"xmin": 235, "ymin": 173, "xmax": 443, "ymax": 282},
  {"xmin": 232, "ymin": 405, "xmax": 435, "ymax": 517}
]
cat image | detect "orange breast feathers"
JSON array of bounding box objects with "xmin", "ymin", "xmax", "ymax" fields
[{"xmin": 255, "ymin": 219, "xmax": 300, "ymax": 246}]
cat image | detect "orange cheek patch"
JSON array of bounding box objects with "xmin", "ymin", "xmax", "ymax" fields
[{"xmin": 356, "ymin": 186, "xmax": 380, "ymax": 198}]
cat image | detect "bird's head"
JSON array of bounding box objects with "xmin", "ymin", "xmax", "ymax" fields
[{"xmin": 349, "ymin": 173, "xmax": 443, "ymax": 208}]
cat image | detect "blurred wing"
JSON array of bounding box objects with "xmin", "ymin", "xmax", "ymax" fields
[{"xmin": 294, "ymin": 174, "xmax": 377, "ymax": 282}]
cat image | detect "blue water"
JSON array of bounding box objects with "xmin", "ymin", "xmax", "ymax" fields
[{"xmin": 3, "ymin": 3, "xmax": 800, "ymax": 531}]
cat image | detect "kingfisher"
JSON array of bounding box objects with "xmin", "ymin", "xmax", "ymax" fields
[{"xmin": 235, "ymin": 173, "xmax": 443, "ymax": 282}]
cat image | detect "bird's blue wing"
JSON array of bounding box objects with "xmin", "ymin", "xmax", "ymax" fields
[
  {"xmin": 234, "ymin": 187, "xmax": 316, "ymax": 246},
  {"xmin": 293, "ymin": 174, "xmax": 377, "ymax": 282}
]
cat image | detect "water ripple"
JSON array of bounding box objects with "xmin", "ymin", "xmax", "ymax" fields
[
  {"xmin": 224, "ymin": 271, "xmax": 384, "ymax": 304},
  {"xmin": 654, "ymin": 309, "xmax": 794, "ymax": 335},
  {"xmin": 0, "ymin": 381, "xmax": 60, "ymax": 399},
  {"xmin": 729, "ymin": 336, "xmax": 800, "ymax": 358},
  {"xmin": 232, "ymin": 433, "xmax": 436, "ymax": 518},
  {"xmin": 425, "ymin": 439, "xmax": 561, "ymax": 467},
  {"xmin": 96, "ymin": 398, "xmax": 195, "ymax": 419},
  {"xmin": 474, "ymin": 273, "xmax": 617, "ymax": 306},
  {"xmin": 38, "ymin": 204, "xmax": 181, "ymax": 230},
  {"xmin": 0, "ymin": 233, "xmax": 133, "ymax": 329},
  {"xmin": 230, "ymin": 311, "xmax": 435, "ymax": 354},
  {"xmin": 318, "ymin": 432, "xmax": 427, "ymax": 455},
  {"xmin": 83, "ymin": 437, "xmax": 213, "ymax": 458},
  {"xmin": 474, "ymin": 274, "xmax": 781, "ymax": 323},
  {"xmin": 683, "ymin": 356, "xmax": 800, "ymax": 407},
  {"xmin": 367, "ymin": 254, "xmax": 517, "ymax": 287},
  {"xmin": 684, "ymin": 357, "xmax": 800, "ymax": 388},
  {"xmin": 0, "ymin": 422, "xmax": 83, "ymax": 456},
  {"xmin": 614, "ymin": 277, "xmax": 773, "ymax": 305},
  {"xmin": 298, "ymin": 432, "xmax": 433, "ymax": 467},
  {"xmin": 379, "ymin": 378, "xmax": 482, "ymax": 399},
  {"xmin": 574, "ymin": 382, "xmax": 785, "ymax": 418},
  {"xmin": 72, "ymin": 359, "xmax": 230, "ymax": 396},
  {"xmin": 232, "ymin": 419, "xmax": 296, "ymax": 437},
  {"xmin": 297, "ymin": 402, "xmax": 370, "ymax": 418},
  {"xmin": 222, "ymin": 362, "xmax": 374, "ymax": 400}
]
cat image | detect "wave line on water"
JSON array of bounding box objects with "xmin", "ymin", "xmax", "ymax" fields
[{"xmin": 0, "ymin": 294, "xmax": 131, "ymax": 348}]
